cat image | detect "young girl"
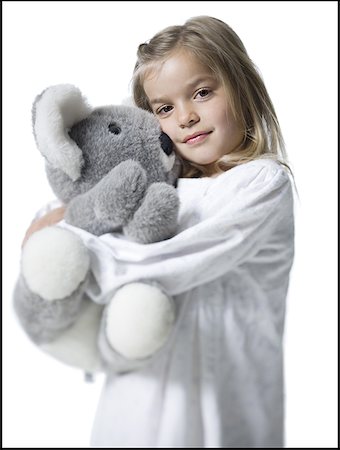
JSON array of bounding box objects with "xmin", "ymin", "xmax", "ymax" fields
[{"xmin": 22, "ymin": 16, "xmax": 294, "ymax": 448}]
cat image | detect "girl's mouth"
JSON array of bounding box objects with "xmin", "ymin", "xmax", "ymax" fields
[{"xmin": 184, "ymin": 131, "xmax": 212, "ymax": 145}]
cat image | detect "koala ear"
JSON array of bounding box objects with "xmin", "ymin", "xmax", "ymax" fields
[{"xmin": 32, "ymin": 84, "xmax": 93, "ymax": 181}]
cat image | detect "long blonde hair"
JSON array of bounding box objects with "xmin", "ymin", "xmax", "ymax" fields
[{"xmin": 132, "ymin": 16, "xmax": 291, "ymax": 178}]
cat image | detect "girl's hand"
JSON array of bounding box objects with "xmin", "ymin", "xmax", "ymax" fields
[{"xmin": 22, "ymin": 206, "xmax": 66, "ymax": 248}]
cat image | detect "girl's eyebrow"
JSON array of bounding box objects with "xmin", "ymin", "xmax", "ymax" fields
[
  {"xmin": 150, "ymin": 97, "xmax": 168, "ymax": 106},
  {"xmin": 150, "ymin": 76, "xmax": 216, "ymax": 106},
  {"xmin": 185, "ymin": 75, "xmax": 216, "ymax": 89}
]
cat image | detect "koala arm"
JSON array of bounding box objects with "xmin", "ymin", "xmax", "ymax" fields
[
  {"xmin": 65, "ymin": 160, "xmax": 148, "ymax": 236},
  {"xmin": 123, "ymin": 182, "xmax": 179, "ymax": 243},
  {"xmin": 20, "ymin": 160, "xmax": 148, "ymax": 237},
  {"xmin": 65, "ymin": 194, "xmax": 102, "ymax": 234}
]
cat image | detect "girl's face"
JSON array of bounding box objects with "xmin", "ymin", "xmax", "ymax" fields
[{"xmin": 143, "ymin": 49, "xmax": 243, "ymax": 169}]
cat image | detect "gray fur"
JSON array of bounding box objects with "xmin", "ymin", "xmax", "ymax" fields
[
  {"xmin": 31, "ymin": 84, "xmax": 181, "ymax": 241},
  {"xmin": 44, "ymin": 105, "xmax": 180, "ymax": 202},
  {"xmin": 38, "ymin": 102, "xmax": 181, "ymax": 239},
  {"xmin": 14, "ymin": 84, "xmax": 181, "ymax": 369}
]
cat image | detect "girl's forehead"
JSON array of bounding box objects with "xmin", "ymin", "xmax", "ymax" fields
[
  {"xmin": 143, "ymin": 49, "xmax": 215, "ymax": 94},
  {"xmin": 148, "ymin": 49, "xmax": 211, "ymax": 77}
]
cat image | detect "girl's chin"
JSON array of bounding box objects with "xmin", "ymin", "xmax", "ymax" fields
[{"xmin": 189, "ymin": 157, "xmax": 217, "ymax": 166}]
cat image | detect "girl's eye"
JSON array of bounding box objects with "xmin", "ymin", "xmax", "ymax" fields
[
  {"xmin": 157, "ymin": 105, "xmax": 173, "ymax": 115},
  {"xmin": 195, "ymin": 88, "xmax": 211, "ymax": 99}
]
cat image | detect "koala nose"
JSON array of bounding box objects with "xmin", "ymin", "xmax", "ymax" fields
[{"xmin": 159, "ymin": 132, "xmax": 173, "ymax": 156}]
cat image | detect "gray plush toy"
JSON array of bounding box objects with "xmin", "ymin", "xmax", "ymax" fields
[{"xmin": 14, "ymin": 84, "xmax": 181, "ymax": 373}]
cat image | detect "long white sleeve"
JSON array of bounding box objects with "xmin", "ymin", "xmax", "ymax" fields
[{"xmin": 59, "ymin": 159, "xmax": 294, "ymax": 303}]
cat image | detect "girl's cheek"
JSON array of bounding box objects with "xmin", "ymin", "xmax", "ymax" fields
[{"xmin": 160, "ymin": 124, "xmax": 174, "ymax": 140}]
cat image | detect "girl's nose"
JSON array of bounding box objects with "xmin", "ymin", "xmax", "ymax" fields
[{"xmin": 177, "ymin": 106, "xmax": 199, "ymax": 128}]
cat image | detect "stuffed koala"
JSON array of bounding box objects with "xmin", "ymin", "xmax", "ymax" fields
[{"xmin": 14, "ymin": 84, "xmax": 181, "ymax": 373}]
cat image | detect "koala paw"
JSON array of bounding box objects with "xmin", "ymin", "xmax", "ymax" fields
[
  {"xmin": 124, "ymin": 182, "xmax": 180, "ymax": 243},
  {"xmin": 104, "ymin": 283, "xmax": 176, "ymax": 360},
  {"xmin": 21, "ymin": 227, "xmax": 90, "ymax": 301},
  {"xmin": 94, "ymin": 160, "xmax": 148, "ymax": 226}
]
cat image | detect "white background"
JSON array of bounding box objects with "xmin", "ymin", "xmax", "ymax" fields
[{"xmin": 3, "ymin": 1, "xmax": 338, "ymax": 447}]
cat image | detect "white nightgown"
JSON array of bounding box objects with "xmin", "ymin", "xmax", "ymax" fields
[{"xmin": 41, "ymin": 158, "xmax": 295, "ymax": 447}]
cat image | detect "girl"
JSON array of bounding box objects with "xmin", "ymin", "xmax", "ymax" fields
[{"xmin": 22, "ymin": 16, "xmax": 294, "ymax": 448}]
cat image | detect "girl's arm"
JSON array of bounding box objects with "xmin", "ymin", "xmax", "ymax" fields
[{"xmin": 22, "ymin": 206, "xmax": 66, "ymax": 247}]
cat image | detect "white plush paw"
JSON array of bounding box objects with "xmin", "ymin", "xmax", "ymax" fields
[
  {"xmin": 22, "ymin": 226, "xmax": 90, "ymax": 301},
  {"xmin": 105, "ymin": 283, "xmax": 175, "ymax": 359}
]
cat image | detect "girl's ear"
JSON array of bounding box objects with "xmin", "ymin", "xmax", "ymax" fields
[{"xmin": 32, "ymin": 84, "xmax": 93, "ymax": 181}]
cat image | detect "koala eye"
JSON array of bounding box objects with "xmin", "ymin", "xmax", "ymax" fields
[{"xmin": 108, "ymin": 122, "xmax": 121, "ymax": 135}]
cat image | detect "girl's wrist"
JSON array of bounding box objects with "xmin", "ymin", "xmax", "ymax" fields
[{"xmin": 22, "ymin": 206, "xmax": 66, "ymax": 247}]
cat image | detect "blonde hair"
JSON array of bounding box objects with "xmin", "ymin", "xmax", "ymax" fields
[{"xmin": 132, "ymin": 16, "xmax": 291, "ymax": 178}]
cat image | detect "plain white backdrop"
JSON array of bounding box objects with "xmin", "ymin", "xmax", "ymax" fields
[{"xmin": 3, "ymin": 1, "xmax": 338, "ymax": 447}]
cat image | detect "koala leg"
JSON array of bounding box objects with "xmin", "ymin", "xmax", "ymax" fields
[
  {"xmin": 98, "ymin": 283, "xmax": 176, "ymax": 372},
  {"xmin": 123, "ymin": 182, "xmax": 180, "ymax": 243},
  {"xmin": 13, "ymin": 226, "xmax": 90, "ymax": 344}
]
